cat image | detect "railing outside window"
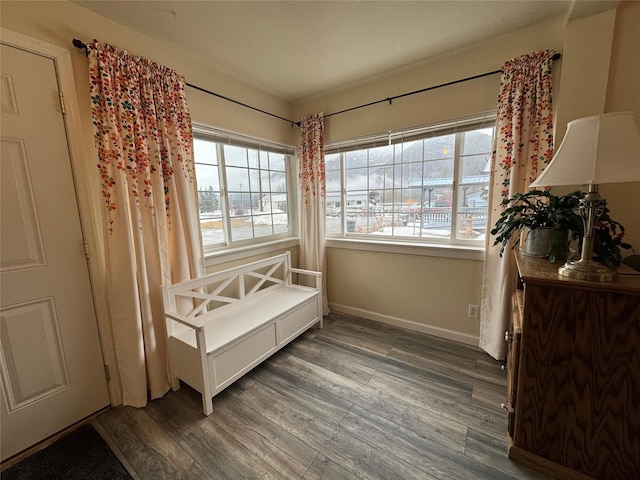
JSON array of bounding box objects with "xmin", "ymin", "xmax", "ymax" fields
[{"xmin": 325, "ymin": 114, "xmax": 495, "ymax": 246}]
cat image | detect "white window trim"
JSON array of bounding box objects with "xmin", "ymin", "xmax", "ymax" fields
[
  {"xmin": 324, "ymin": 112, "xmax": 495, "ymax": 252},
  {"xmin": 326, "ymin": 238, "xmax": 484, "ymax": 261},
  {"xmin": 192, "ymin": 123, "xmax": 299, "ymax": 257},
  {"xmin": 204, "ymin": 237, "xmax": 301, "ymax": 268}
]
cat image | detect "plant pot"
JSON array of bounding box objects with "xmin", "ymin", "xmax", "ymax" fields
[
  {"xmin": 521, "ymin": 227, "xmax": 552, "ymax": 257},
  {"xmin": 548, "ymin": 228, "xmax": 570, "ymax": 263}
]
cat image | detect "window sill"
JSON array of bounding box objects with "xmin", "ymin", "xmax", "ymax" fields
[
  {"xmin": 325, "ymin": 238, "xmax": 485, "ymax": 261},
  {"xmin": 204, "ymin": 237, "xmax": 300, "ymax": 268}
]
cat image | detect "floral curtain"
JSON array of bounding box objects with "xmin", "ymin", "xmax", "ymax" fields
[
  {"xmin": 88, "ymin": 40, "xmax": 203, "ymax": 406},
  {"xmin": 299, "ymin": 113, "xmax": 329, "ymax": 314},
  {"xmin": 480, "ymin": 50, "xmax": 556, "ymax": 360}
]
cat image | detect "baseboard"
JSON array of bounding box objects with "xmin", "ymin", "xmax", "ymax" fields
[{"xmin": 328, "ymin": 303, "xmax": 480, "ymax": 347}]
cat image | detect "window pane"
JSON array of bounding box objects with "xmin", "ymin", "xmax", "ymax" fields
[
  {"xmin": 196, "ymin": 164, "xmax": 220, "ymax": 191},
  {"xmin": 226, "ymin": 166, "xmax": 250, "ymax": 192},
  {"xmin": 461, "ymin": 128, "xmax": 494, "ymax": 155},
  {"xmin": 345, "ymin": 167, "xmax": 369, "ymax": 190},
  {"xmin": 273, "ymin": 223, "xmax": 289, "ymax": 235},
  {"xmin": 194, "ymin": 138, "xmax": 218, "ymax": 164},
  {"xmin": 247, "ymin": 149, "xmax": 259, "ymax": 169},
  {"xmin": 369, "ymin": 145, "xmax": 393, "ymax": 166},
  {"xmin": 346, "ymin": 150, "xmax": 367, "ymax": 168},
  {"xmin": 422, "ymin": 205, "xmax": 452, "ymax": 238},
  {"xmin": 259, "ymin": 150, "xmax": 269, "ymax": 169},
  {"xmin": 399, "ymin": 140, "xmax": 422, "ymax": 163},
  {"xmin": 460, "ymin": 154, "xmax": 491, "ymax": 178},
  {"xmin": 424, "ymin": 135, "xmax": 454, "ymax": 160},
  {"xmin": 424, "ymin": 159, "xmax": 453, "ymax": 179},
  {"xmin": 270, "ymin": 171, "xmax": 286, "ymax": 192},
  {"xmin": 194, "ymin": 133, "xmax": 292, "ymax": 250},
  {"xmin": 326, "ymin": 170, "xmax": 341, "ymax": 193},
  {"xmin": 248, "ymin": 168, "xmax": 261, "ymax": 192},
  {"xmin": 324, "ymin": 118, "xmax": 494, "ymax": 245},
  {"xmin": 346, "ymin": 191, "xmax": 368, "ymax": 217},
  {"xmin": 198, "ymin": 186, "xmax": 221, "ymax": 214},
  {"xmin": 200, "ymin": 218, "xmax": 225, "ymax": 246},
  {"xmin": 194, "ymin": 139, "xmax": 224, "ymax": 247},
  {"xmin": 250, "ymin": 193, "xmax": 262, "ymax": 212},
  {"xmin": 326, "ymin": 216, "xmax": 343, "ymax": 235},
  {"xmin": 259, "ymin": 170, "xmax": 271, "ymax": 189},
  {"xmin": 230, "ymin": 215, "xmax": 253, "ymax": 241},
  {"xmin": 325, "ymin": 153, "xmax": 340, "ymax": 170},
  {"xmin": 456, "ymin": 191, "xmax": 487, "ymax": 241},
  {"xmin": 270, "ymin": 154, "xmax": 286, "ymax": 171},
  {"xmin": 401, "ymin": 163, "xmax": 422, "ymax": 188},
  {"xmin": 224, "ymin": 145, "xmax": 247, "ymax": 167}
]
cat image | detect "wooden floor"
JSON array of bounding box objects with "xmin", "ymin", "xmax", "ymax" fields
[{"xmin": 95, "ymin": 313, "xmax": 549, "ymax": 480}]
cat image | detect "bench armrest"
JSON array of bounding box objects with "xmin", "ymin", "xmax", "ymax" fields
[
  {"xmin": 165, "ymin": 311, "xmax": 204, "ymax": 331},
  {"xmin": 290, "ymin": 267, "xmax": 322, "ymax": 291}
]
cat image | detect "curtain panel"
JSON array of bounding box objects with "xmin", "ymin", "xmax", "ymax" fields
[
  {"xmin": 480, "ymin": 50, "xmax": 556, "ymax": 360},
  {"xmin": 299, "ymin": 113, "xmax": 329, "ymax": 314},
  {"xmin": 88, "ymin": 41, "xmax": 203, "ymax": 406}
]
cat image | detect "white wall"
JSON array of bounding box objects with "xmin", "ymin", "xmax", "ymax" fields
[{"xmin": 293, "ymin": 21, "xmax": 564, "ymax": 143}]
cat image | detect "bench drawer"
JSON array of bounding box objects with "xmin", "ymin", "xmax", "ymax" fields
[
  {"xmin": 279, "ymin": 298, "xmax": 318, "ymax": 344},
  {"xmin": 210, "ymin": 322, "xmax": 277, "ymax": 390}
]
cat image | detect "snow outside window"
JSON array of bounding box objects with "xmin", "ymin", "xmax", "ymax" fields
[
  {"xmin": 325, "ymin": 115, "xmax": 495, "ymax": 246},
  {"xmin": 194, "ymin": 130, "xmax": 294, "ymax": 252}
]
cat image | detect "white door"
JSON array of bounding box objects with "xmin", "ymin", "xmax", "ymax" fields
[{"xmin": 0, "ymin": 43, "xmax": 110, "ymax": 461}]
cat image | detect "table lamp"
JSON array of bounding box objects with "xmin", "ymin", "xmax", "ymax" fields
[{"xmin": 529, "ymin": 112, "xmax": 640, "ymax": 281}]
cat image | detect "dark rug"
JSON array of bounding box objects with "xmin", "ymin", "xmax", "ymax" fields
[{"xmin": 2, "ymin": 424, "xmax": 133, "ymax": 480}]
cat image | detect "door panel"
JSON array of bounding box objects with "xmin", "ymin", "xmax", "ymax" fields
[
  {"xmin": 1, "ymin": 298, "xmax": 68, "ymax": 409},
  {"xmin": 1, "ymin": 137, "xmax": 46, "ymax": 271},
  {"xmin": 1, "ymin": 43, "xmax": 110, "ymax": 461}
]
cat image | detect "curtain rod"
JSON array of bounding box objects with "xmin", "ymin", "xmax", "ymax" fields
[
  {"xmin": 324, "ymin": 52, "xmax": 561, "ymax": 119},
  {"xmin": 73, "ymin": 40, "xmax": 560, "ymax": 127},
  {"xmin": 72, "ymin": 39, "xmax": 301, "ymax": 127}
]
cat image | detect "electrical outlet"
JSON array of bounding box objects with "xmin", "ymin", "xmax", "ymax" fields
[{"xmin": 468, "ymin": 304, "xmax": 479, "ymax": 319}]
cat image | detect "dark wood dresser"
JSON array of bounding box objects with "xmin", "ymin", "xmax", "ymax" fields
[{"xmin": 506, "ymin": 252, "xmax": 640, "ymax": 480}]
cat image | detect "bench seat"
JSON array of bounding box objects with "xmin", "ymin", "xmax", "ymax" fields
[{"xmin": 162, "ymin": 253, "xmax": 322, "ymax": 415}]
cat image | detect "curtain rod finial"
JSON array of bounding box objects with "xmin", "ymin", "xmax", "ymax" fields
[{"xmin": 72, "ymin": 38, "xmax": 89, "ymax": 56}]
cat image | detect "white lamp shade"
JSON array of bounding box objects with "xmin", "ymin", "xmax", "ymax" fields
[{"xmin": 530, "ymin": 112, "xmax": 640, "ymax": 187}]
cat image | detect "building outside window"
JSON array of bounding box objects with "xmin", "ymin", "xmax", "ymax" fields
[
  {"xmin": 193, "ymin": 127, "xmax": 295, "ymax": 252},
  {"xmin": 325, "ymin": 113, "xmax": 495, "ymax": 246}
]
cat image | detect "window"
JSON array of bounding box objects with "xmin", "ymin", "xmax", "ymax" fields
[
  {"xmin": 325, "ymin": 114, "xmax": 495, "ymax": 245},
  {"xmin": 193, "ymin": 127, "xmax": 295, "ymax": 252}
]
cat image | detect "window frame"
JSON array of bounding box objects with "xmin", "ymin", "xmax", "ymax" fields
[
  {"xmin": 192, "ymin": 124, "xmax": 298, "ymax": 255},
  {"xmin": 324, "ymin": 112, "xmax": 495, "ymax": 248}
]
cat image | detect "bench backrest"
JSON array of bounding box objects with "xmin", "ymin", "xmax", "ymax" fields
[{"xmin": 162, "ymin": 252, "xmax": 293, "ymax": 329}]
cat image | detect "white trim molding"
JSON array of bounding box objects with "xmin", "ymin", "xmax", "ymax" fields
[
  {"xmin": 326, "ymin": 238, "xmax": 485, "ymax": 261},
  {"xmin": 329, "ymin": 302, "xmax": 480, "ymax": 347}
]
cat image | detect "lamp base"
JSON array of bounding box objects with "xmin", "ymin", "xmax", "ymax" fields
[{"xmin": 558, "ymin": 259, "xmax": 613, "ymax": 282}]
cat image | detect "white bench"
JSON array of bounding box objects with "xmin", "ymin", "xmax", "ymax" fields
[{"xmin": 161, "ymin": 252, "xmax": 322, "ymax": 415}]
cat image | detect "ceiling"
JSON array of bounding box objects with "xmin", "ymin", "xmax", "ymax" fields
[{"xmin": 73, "ymin": 1, "xmax": 618, "ymax": 102}]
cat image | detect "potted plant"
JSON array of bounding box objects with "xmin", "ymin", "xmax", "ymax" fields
[
  {"xmin": 491, "ymin": 189, "xmax": 582, "ymax": 260},
  {"xmin": 492, "ymin": 189, "xmax": 633, "ymax": 266}
]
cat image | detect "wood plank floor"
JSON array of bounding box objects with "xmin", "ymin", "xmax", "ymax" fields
[{"xmin": 95, "ymin": 312, "xmax": 550, "ymax": 480}]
